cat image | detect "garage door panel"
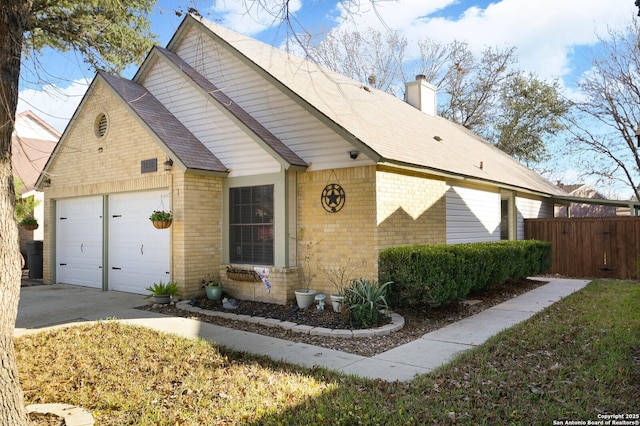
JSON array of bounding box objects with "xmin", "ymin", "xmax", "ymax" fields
[
  {"xmin": 109, "ymin": 190, "xmax": 170, "ymax": 294},
  {"xmin": 56, "ymin": 196, "xmax": 103, "ymax": 288}
]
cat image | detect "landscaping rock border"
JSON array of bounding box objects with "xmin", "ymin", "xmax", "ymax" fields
[{"xmin": 176, "ymin": 301, "xmax": 404, "ymax": 338}]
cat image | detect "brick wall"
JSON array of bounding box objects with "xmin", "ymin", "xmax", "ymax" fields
[
  {"xmin": 376, "ymin": 166, "xmax": 447, "ymax": 249},
  {"xmin": 172, "ymin": 173, "xmax": 223, "ymax": 297},
  {"xmin": 296, "ymin": 166, "xmax": 378, "ymax": 296},
  {"xmin": 295, "ymin": 165, "xmax": 447, "ymax": 297}
]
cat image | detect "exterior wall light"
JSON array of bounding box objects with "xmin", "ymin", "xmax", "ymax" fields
[
  {"xmin": 163, "ymin": 158, "xmax": 173, "ymax": 171},
  {"xmin": 43, "ymin": 178, "xmax": 51, "ymax": 187},
  {"xmin": 635, "ymin": 125, "xmax": 640, "ymax": 147},
  {"xmin": 349, "ymin": 150, "xmax": 359, "ymax": 160}
]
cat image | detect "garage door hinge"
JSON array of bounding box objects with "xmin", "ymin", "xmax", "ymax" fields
[
  {"xmin": 112, "ymin": 215, "xmax": 122, "ymax": 218},
  {"xmin": 60, "ymin": 217, "xmax": 67, "ymax": 220},
  {"xmin": 112, "ymin": 267, "xmax": 122, "ymax": 270}
]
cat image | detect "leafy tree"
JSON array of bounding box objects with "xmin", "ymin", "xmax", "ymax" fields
[
  {"xmin": 492, "ymin": 74, "xmax": 569, "ymax": 166},
  {"xmin": 439, "ymin": 42, "xmax": 518, "ymax": 135},
  {"xmin": 14, "ymin": 177, "xmax": 40, "ymax": 221},
  {"xmin": 566, "ymin": 19, "xmax": 640, "ymax": 200},
  {"xmin": 0, "ymin": 1, "xmax": 156, "ymax": 423}
]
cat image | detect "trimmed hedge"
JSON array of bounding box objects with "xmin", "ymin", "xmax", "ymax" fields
[{"xmin": 379, "ymin": 240, "xmax": 552, "ymax": 308}]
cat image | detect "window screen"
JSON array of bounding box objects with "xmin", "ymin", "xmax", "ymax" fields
[{"xmin": 229, "ymin": 185, "xmax": 274, "ymax": 265}]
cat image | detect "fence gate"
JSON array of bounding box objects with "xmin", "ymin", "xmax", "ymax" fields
[{"xmin": 524, "ymin": 217, "xmax": 640, "ymax": 279}]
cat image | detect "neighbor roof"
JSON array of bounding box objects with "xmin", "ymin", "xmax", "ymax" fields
[
  {"xmin": 12, "ymin": 111, "xmax": 59, "ymax": 193},
  {"xmin": 183, "ymin": 15, "xmax": 564, "ymax": 197}
]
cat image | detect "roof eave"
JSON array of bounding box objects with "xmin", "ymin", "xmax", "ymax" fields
[{"xmin": 379, "ymin": 159, "xmax": 562, "ymax": 199}]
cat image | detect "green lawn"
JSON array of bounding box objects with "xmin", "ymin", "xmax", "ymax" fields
[{"xmin": 15, "ymin": 279, "xmax": 640, "ymax": 425}]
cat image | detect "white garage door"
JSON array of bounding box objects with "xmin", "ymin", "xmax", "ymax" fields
[
  {"xmin": 108, "ymin": 190, "xmax": 170, "ymax": 294},
  {"xmin": 56, "ymin": 196, "xmax": 103, "ymax": 288}
]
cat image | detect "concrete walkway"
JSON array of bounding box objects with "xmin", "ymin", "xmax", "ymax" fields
[{"xmin": 15, "ymin": 277, "xmax": 589, "ymax": 382}]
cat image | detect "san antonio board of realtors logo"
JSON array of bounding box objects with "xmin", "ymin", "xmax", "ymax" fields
[{"xmin": 321, "ymin": 183, "xmax": 345, "ymax": 213}]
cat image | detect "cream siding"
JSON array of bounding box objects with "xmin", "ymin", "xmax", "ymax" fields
[
  {"xmin": 174, "ymin": 27, "xmax": 374, "ymax": 171},
  {"xmin": 446, "ymin": 185, "xmax": 501, "ymax": 244},
  {"xmin": 140, "ymin": 59, "xmax": 281, "ymax": 176},
  {"xmin": 516, "ymin": 195, "xmax": 553, "ymax": 239}
]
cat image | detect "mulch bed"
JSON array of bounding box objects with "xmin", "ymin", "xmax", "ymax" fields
[
  {"xmin": 189, "ymin": 297, "xmax": 391, "ymax": 330},
  {"xmin": 141, "ymin": 278, "xmax": 550, "ymax": 357}
]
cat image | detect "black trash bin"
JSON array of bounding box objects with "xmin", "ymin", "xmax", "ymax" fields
[{"xmin": 26, "ymin": 240, "xmax": 43, "ymax": 279}]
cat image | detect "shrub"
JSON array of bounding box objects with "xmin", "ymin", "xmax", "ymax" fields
[{"xmin": 380, "ymin": 240, "xmax": 551, "ymax": 308}]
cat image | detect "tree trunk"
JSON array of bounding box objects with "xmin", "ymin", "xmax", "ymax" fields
[{"xmin": 0, "ymin": 1, "xmax": 33, "ymax": 425}]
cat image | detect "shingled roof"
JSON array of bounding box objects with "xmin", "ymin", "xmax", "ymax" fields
[
  {"xmin": 189, "ymin": 16, "xmax": 564, "ymax": 196},
  {"xmin": 99, "ymin": 72, "xmax": 228, "ymax": 174}
]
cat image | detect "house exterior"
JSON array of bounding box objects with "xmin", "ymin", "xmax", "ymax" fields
[
  {"xmin": 37, "ymin": 15, "xmax": 565, "ymax": 303},
  {"xmin": 13, "ymin": 111, "xmax": 59, "ymax": 264},
  {"xmin": 554, "ymin": 183, "xmax": 618, "ymax": 217}
]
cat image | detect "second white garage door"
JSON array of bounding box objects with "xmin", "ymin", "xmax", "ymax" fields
[{"xmin": 108, "ymin": 190, "xmax": 171, "ymax": 294}]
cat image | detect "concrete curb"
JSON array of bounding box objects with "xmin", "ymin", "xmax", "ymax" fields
[{"xmin": 176, "ymin": 301, "xmax": 405, "ymax": 338}]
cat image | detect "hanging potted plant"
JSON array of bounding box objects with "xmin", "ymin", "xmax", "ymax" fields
[
  {"xmin": 201, "ymin": 275, "xmax": 223, "ymax": 301},
  {"xmin": 20, "ymin": 216, "xmax": 39, "ymax": 231},
  {"xmin": 149, "ymin": 210, "xmax": 172, "ymax": 229}
]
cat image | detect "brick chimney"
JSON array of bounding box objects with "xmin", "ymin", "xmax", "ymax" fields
[{"xmin": 405, "ymin": 74, "xmax": 437, "ymax": 116}]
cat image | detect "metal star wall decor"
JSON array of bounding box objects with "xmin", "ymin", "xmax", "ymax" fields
[{"xmin": 321, "ymin": 183, "xmax": 346, "ymax": 213}]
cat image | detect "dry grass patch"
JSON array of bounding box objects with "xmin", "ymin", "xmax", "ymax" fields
[{"xmin": 16, "ymin": 322, "xmax": 335, "ymax": 425}]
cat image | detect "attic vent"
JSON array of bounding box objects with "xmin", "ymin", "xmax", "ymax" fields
[{"xmin": 95, "ymin": 113, "xmax": 108, "ymax": 138}]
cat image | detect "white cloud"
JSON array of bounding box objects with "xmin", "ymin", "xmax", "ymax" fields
[
  {"xmin": 17, "ymin": 78, "xmax": 91, "ymax": 133},
  {"xmin": 331, "ymin": 0, "xmax": 635, "ymax": 82},
  {"xmin": 211, "ymin": 0, "xmax": 303, "ymax": 35}
]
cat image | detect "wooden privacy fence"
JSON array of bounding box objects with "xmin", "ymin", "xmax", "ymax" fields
[{"xmin": 524, "ymin": 217, "xmax": 640, "ymax": 279}]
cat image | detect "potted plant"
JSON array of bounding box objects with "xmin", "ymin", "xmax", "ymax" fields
[
  {"xmin": 294, "ymin": 234, "xmax": 319, "ymax": 309},
  {"xmin": 20, "ymin": 216, "xmax": 38, "ymax": 231},
  {"xmin": 320, "ymin": 258, "xmax": 364, "ymax": 312},
  {"xmin": 149, "ymin": 210, "xmax": 172, "ymax": 229},
  {"xmin": 201, "ymin": 275, "xmax": 223, "ymax": 301},
  {"xmin": 145, "ymin": 280, "xmax": 179, "ymax": 304}
]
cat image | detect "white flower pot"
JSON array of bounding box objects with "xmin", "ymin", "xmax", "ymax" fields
[
  {"xmin": 295, "ymin": 289, "xmax": 317, "ymax": 309},
  {"xmin": 330, "ymin": 294, "xmax": 345, "ymax": 312}
]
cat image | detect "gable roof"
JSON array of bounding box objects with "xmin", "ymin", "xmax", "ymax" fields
[
  {"xmin": 178, "ymin": 15, "xmax": 564, "ymax": 197},
  {"xmin": 149, "ymin": 46, "xmax": 307, "ymax": 170},
  {"xmin": 99, "ymin": 72, "xmax": 228, "ymax": 174}
]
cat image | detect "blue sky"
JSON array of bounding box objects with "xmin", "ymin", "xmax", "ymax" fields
[{"xmin": 16, "ymin": 0, "xmax": 638, "ymax": 196}]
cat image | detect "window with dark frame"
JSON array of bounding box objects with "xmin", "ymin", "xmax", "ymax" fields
[{"xmin": 229, "ymin": 185, "xmax": 274, "ymax": 265}]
